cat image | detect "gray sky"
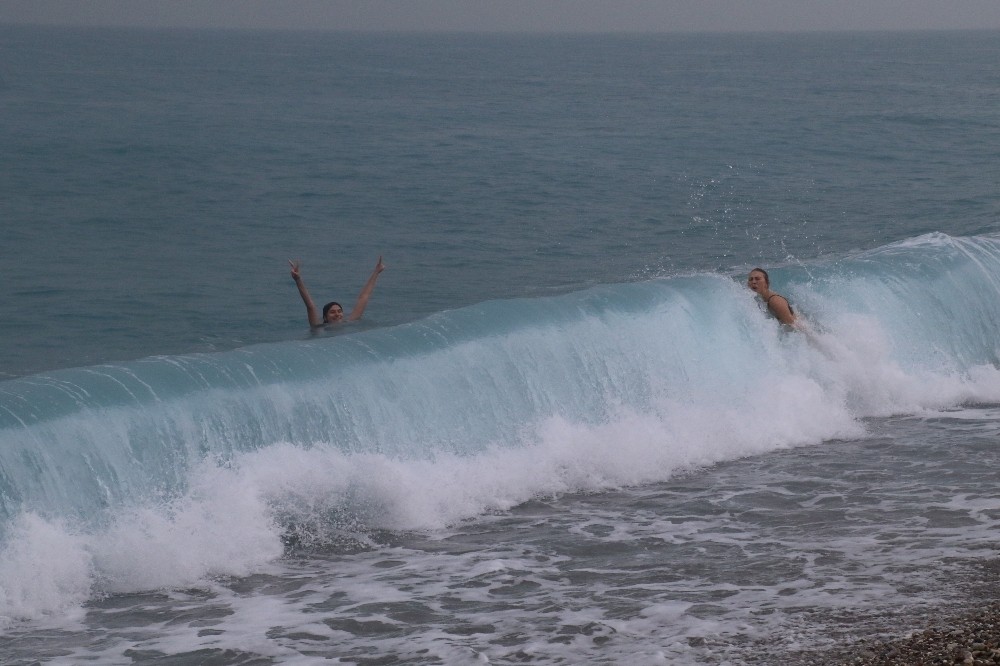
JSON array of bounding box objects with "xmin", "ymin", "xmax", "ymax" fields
[{"xmin": 2, "ymin": 0, "xmax": 1000, "ymax": 33}]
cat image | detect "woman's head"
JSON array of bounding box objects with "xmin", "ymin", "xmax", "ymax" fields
[
  {"xmin": 747, "ymin": 268, "xmax": 769, "ymax": 294},
  {"xmin": 322, "ymin": 301, "xmax": 344, "ymax": 322}
]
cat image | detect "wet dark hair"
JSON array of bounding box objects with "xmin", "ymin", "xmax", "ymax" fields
[
  {"xmin": 749, "ymin": 267, "xmax": 770, "ymax": 287},
  {"xmin": 322, "ymin": 301, "xmax": 343, "ymax": 322}
]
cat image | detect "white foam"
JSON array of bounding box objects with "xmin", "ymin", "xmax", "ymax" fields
[
  {"xmin": 90, "ymin": 461, "xmax": 285, "ymax": 593},
  {"xmin": 0, "ymin": 513, "xmax": 92, "ymax": 625}
]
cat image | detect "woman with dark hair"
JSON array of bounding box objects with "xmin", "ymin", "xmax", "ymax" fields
[
  {"xmin": 289, "ymin": 256, "xmax": 385, "ymax": 328},
  {"xmin": 747, "ymin": 267, "xmax": 796, "ymax": 327}
]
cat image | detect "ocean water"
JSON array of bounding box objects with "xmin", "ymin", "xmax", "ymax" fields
[{"xmin": 2, "ymin": 25, "xmax": 1000, "ymax": 664}]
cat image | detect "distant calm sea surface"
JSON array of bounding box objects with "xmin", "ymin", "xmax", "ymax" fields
[{"xmin": 2, "ymin": 26, "xmax": 1000, "ymax": 665}]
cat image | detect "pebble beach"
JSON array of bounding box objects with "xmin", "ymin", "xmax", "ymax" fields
[
  {"xmin": 821, "ymin": 603, "xmax": 1000, "ymax": 665},
  {"xmin": 783, "ymin": 559, "xmax": 1000, "ymax": 666}
]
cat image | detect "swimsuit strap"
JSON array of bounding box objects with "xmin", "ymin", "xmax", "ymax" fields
[{"xmin": 766, "ymin": 293, "xmax": 794, "ymax": 315}]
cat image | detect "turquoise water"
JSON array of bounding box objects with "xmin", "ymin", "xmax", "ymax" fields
[{"xmin": 2, "ymin": 26, "xmax": 1000, "ymax": 664}]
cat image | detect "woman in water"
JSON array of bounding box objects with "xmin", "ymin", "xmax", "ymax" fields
[
  {"xmin": 747, "ymin": 267, "xmax": 796, "ymax": 327},
  {"xmin": 289, "ymin": 256, "xmax": 385, "ymax": 327}
]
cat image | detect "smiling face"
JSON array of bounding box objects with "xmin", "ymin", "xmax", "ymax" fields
[
  {"xmin": 747, "ymin": 269, "xmax": 769, "ymax": 295},
  {"xmin": 322, "ymin": 302, "xmax": 345, "ymax": 323}
]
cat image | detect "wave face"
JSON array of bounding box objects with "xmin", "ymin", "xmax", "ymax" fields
[{"xmin": 3, "ymin": 232, "xmax": 1000, "ymax": 620}]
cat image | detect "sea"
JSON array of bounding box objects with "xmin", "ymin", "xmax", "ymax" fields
[{"xmin": 2, "ymin": 25, "xmax": 1000, "ymax": 665}]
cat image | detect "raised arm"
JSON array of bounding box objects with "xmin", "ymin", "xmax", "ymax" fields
[
  {"xmin": 347, "ymin": 255, "xmax": 386, "ymax": 321},
  {"xmin": 289, "ymin": 260, "xmax": 322, "ymax": 328}
]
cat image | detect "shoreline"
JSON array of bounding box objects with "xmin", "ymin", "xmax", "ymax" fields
[
  {"xmin": 772, "ymin": 558, "xmax": 1000, "ymax": 665},
  {"xmin": 801, "ymin": 602, "xmax": 1000, "ymax": 665}
]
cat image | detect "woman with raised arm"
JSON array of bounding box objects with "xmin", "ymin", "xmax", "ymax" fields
[{"xmin": 289, "ymin": 256, "xmax": 385, "ymax": 328}]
